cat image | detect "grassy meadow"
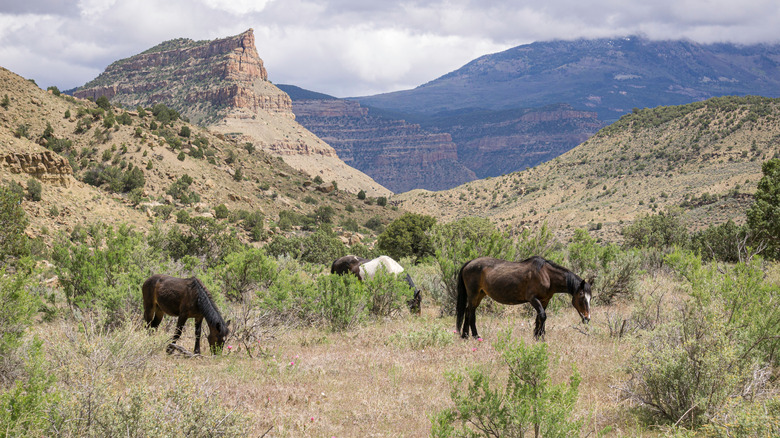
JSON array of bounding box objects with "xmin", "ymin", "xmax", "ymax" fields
[{"xmin": 2, "ymin": 212, "xmax": 779, "ymax": 437}]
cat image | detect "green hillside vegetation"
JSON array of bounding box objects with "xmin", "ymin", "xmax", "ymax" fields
[
  {"xmin": 398, "ymin": 95, "xmax": 780, "ymax": 242},
  {"xmin": 0, "ymin": 67, "xmax": 399, "ymax": 248}
]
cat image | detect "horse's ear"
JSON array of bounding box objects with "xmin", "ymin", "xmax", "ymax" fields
[
  {"xmin": 587, "ymin": 275, "xmax": 596, "ymax": 285},
  {"xmin": 226, "ymin": 320, "xmax": 232, "ymax": 328}
]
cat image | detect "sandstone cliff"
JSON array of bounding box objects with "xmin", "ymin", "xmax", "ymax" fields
[
  {"xmin": 289, "ymin": 98, "xmax": 476, "ymax": 193},
  {"xmin": 75, "ymin": 30, "xmax": 390, "ymax": 196},
  {"xmin": 425, "ymin": 105, "xmax": 604, "ymax": 178}
]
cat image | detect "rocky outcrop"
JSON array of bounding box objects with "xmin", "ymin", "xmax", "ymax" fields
[
  {"xmin": 289, "ymin": 99, "xmax": 476, "ymax": 192},
  {"xmin": 75, "ymin": 29, "xmax": 291, "ymax": 124},
  {"xmin": 1, "ymin": 151, "xmax": 73, "ymax": 187}
]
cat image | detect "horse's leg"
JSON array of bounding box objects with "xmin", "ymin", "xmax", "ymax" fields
[
  {"xmin": 460, "ymin": 306, "xmax": 471, "ymax": 339},
  {"xmin": 149, "ymin": 309, "xmax": 164, "ymax": 329},
  {"xmin": 530, "ymin": 297, "xmax": 546, "ymax": 340},
  {"xmin": 469, "ymin": 305, "xmax": 480, "ymax": 339},
  {"xmin": 193, "ymin": 317, "xmax": 203, "ymax": 355},
  {"xmin": 171, "ymin": 315, "xmax": 187, "ymax": 344},
  {"xmin": 467, "ymin": 294, "xmax": 484, "ymax": 339}
]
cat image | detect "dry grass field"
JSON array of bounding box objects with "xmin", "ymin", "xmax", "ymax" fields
[{"xmin": 18, "ymin": 268, "xmax": 708, "ymax": 438}]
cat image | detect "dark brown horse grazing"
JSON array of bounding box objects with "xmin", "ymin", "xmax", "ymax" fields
[
  {"xmin": 142, "ymin": 274, "xmax": 231, "ymax": 354},
  {"xmin": 457, "ymin": 256, "xmax": 591, "ymax": 340}
]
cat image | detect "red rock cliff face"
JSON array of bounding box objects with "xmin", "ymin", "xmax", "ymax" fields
[
  {"xmin": 291, "ymin": 99, "xmax": 476, "ymax": 193},
  {"xmin": 74, "ymin": 29, "xmax": 291, "ymax": 124}
]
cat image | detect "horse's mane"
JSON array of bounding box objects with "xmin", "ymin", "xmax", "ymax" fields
[
  {"xmin": 190, "ymin": 278, "xmax": 227, "ymax": 332},
  {"xmin": 523, "ymin": 256, "xmax": 582, "ymax": 296}
]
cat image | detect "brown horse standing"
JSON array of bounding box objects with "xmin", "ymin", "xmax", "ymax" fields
[
  {"xmin": 142, "ymin": 275, "xmax": 231, "ymax": 354},
  {"xmin": 457, "ymin": 256, "xmax": 591, "ymax": 340}
]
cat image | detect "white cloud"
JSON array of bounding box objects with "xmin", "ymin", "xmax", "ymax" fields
[{"xmin": 200, "ymin": 0, "xmax": 274, "ymax": 15}]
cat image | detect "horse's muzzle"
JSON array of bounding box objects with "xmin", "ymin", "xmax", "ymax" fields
[{"xmin": 581, "ymin": 316, "xmax": 590, "ymax": 324}]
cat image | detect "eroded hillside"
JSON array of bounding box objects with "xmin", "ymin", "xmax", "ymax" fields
[
  {"xmin": 397, "ymin": 96, "xmax": 779, "ymax": 241},
  {"xmin": 0, "ymin": 67, "xmax": 400, "ymax": 242}
]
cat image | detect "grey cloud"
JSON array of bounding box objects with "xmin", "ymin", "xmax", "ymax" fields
[{"xmin": 1, "ymin": 0, "xmax": 778, "ymax": 96}]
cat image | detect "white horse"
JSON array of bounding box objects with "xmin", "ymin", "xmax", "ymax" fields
[
  {"xmin": 354, "ymin": 255, "xmax": 422, "ymax": 313},
  {"xmin": 358, "ymin": 255, "xmax": 405, "ymax": 280}
]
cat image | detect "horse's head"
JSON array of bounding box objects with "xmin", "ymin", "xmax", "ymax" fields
[
  {"xmin": 407, "ymin": 289, "xmax": 422, "ymax": 315},
  {"xmin": 572, "ymin": 279, "xmax": 591, "ymax": 324},
  {"xmin": 207, "ymin": 319, "xmax": 231, "ymax": 354}
]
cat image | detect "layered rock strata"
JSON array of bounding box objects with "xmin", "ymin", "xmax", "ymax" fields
[
  {"xmin": 289, "ymin": 99, "xmax": 476, "ymax": 192},
  {"xmin": 1, "ymin": 151, "xmax": 73, "ymax": 187}
]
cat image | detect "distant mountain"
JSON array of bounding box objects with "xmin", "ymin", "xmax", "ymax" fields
[
  {"xmin": 357, "ymin": 36, "xmax": 780, "ymax": 122},
  {"xmin": 278, "ymin": 84, "xmax": 476, "ymax": 192}
]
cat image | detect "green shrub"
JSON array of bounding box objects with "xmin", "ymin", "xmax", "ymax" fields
[
  {"xmin": 0, "ymin": 339, "xmax": 59, "ymax": 436},
  {"xmin": 622, "ymin": 208, "xmax": 689, "ymax": 249},
  {"xmin": 702, "ymin": 396, "xmax": 780, "ymax": 437},
  {"xmin": 362, "ymin": 268, "xmax": 414, "ymax": 317},
  {"xmin": 690, "ymin": 219, "xmax": 754, "ymax": 262},
  {"xmin": 747, "ymin": 158, "xmax": 780, "ymax": 259},
  {"xmin": 619, "ymin": 250, "xmax": 779, "ymax": 427},
  {"xmin": 568, "ymin": 229, "xmax": 641, "ymax": 304},
  {"xmin": 214, "ymin": 204, "xmax": 229, "ymax": 219},
  {"xmin": 218, "ymin": 248, "xmax": 277, "ymax": 301},
  {"xmin": 241, "ymin": 210, "xmax": 265, "ymax": 241},
  {"xmin": 0, "ymin": 185, "xmax": 30, "ymax": 263},
  {"xmin": 51, "ymin": 224, "xmax": 155, "ymax": 318},
  {"xmin": 95, "ymin": 95, "xmax": 111, "ymax": 110},
  {"xmin": 152, "ymin": 204, "xmax": 173, "ymax": 220},
  {"xmin": 364, "ymin": 216, "xmax": 383, "ymax": 232},
  {"xmin": 0, "ymin": 264, "xmax": 39, "ymax": 359},
  {"xmin": 257, "ymin": 263, "xmax": 319, "ymax": 325},
  {"xmin": 432, "ymin": 330, "xmax": 582, "ymax": 437},
  {"xmin": 339, "ymin": 218, "xmax": 359, "ymax": 232},
  {"xmin": 167, "ymin": 174, "xmax": 198, "ymax": 204},
  {"xmin": 26, "ymin": 178, "xmax": 42, "ymax": 201},
  {"xmin": 317, "ymin": 273, "xmax": 369, "ymax": 331},
  {"xmin": 376, "ymin": 212, "xmax": 436, "ymax": 261}
]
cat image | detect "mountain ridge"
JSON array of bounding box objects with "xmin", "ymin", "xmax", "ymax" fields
[{"xmin": 357, "ymin": 36, "xmax": 780, "ymax": 121}]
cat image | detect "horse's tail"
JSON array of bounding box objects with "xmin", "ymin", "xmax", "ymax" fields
[
  {"xmin": 456, "ymin": 261, "xmax": 469, "ymax": 331},
  {"xmin": 141, "ymin": 275, "xmax": 160, "ymax": 324}
]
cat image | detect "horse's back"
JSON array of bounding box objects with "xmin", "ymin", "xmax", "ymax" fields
[
  {"xmin": 462, "ymin": 256, "xmax": 547, "ymax": 305},
  {"xmin": 360, "ymin": 255, "xmax": 404, "ymax": 279},
  {"xmin": 143, "ymin": 274, "xmax": 196, "ymax": 317}
]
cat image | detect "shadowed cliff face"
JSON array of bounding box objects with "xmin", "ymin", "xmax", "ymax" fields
[{"xmin": 290, "ymin": 98, "xmax": 477, "ymax": 193}]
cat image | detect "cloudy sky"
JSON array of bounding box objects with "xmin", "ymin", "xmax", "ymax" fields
[{"xmin": 1, "ymin": 0, "xmax": 779, "ymax": 98}]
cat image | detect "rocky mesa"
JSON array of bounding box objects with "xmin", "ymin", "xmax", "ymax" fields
[{"xmin": 75, "ymin": 29, "xmax": 390, "ymax": 196}]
